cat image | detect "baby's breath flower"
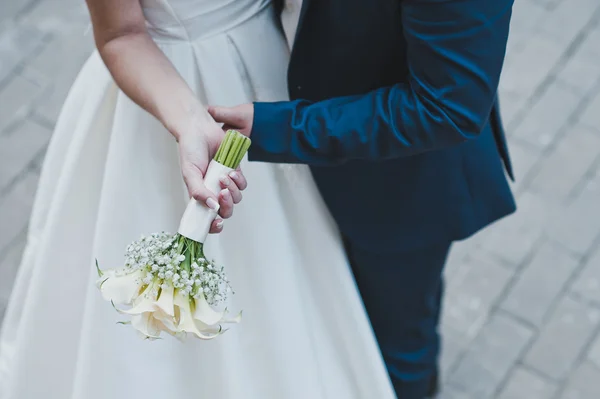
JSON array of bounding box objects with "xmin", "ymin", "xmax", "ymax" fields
[{"xmin": 100, "ymin": 229, "xmax": 236, "ymax": 339}]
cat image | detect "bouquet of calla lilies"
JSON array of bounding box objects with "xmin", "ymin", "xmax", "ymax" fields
[{"xmin": 96, "ymin": 130, "xmax": 250, "ymax": 340}]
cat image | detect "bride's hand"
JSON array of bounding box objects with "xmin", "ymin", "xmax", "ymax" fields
[{"xmin": 177, "ymin": 121, "xmax": 247, "ymax": 234}]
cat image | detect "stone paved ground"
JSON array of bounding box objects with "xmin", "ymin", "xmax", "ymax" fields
[{"xmin": 1, "ymin": 0, "xmax": 600, "ymax": 397}]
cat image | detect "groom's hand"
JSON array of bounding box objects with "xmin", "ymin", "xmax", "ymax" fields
[{"xmin": 208, "ymin": 104, "xmax": 254, "ymax": 138}]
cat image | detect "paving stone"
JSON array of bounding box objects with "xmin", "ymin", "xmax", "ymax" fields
[
  {"xmin": 512, "ymin": 80, "xmax": 582, "ymax": 149},
  {"xmin": 28, "ymin": 33, "xmax": 93, "ymax": 123},
  {"xmin": 6, "ymin": 0, "xmax": 94, "ymax": 123},
  {"xmin": 27, "ymin": 32, "xmax": 92, "ymax": 81},
  {"xmin": 438, "ymin": 385, "xmax": 473, "ymax": 399},
  {"xmin": 537, "ymin": 0, "xmax": 600, "ymax": 47},
  {"xmin": 444, "ymin": 255, "xmax": 513, "ymax": 343},
  {"xmin": 578, "ymin": 86, "xmax": 600, "ymax": 130},
  {"xmin": 570, "ymin": 247, "xmax": 600, "ymax": 305},
  {"xmin": 440, "ymin": 328, "xmax": 466, "ymax": 377},
  {"xmin": 528, "ymin": 125, "xmax": 600, "ymax": 202},
  {"xmin": 443, "ymin": 245, "xmax": 470, "ymax": 285},
  {"xmin": 578, "ymin": 25, "xmax": 600, "ymax": 61},
  {"xmin": 524, "ymin": 296, "xmax": 600, "ymax": 380},
  {"xmin": 557, "ymin": 59, "xmax": 600, "ymax": 96},
  {"xmin": 498, "ymin": 90, "xmax": 528, "ymax": 129},
  {"xmin": 0, "ymin": 171, "xmax": 39, "ymax": 253},
  {"xmin": 546, "ymin": 178, "xmax": 600, "ymax": 255},
  {"xmin": 0, "ymin": 0, "xmax": 28, "ymax": 26},
  {"xmin": 559, "ymin": 361, "xmax": 600, "ymax": 399},
  {"xmin": 499, "ymin": 35, "xmax": 566, "ymax": 102},
  {"xmin": 508, "ymin": 0, "xmax": 549, "ymax": 39},
  {"xmin": 501, "ymin": 241, "xmax": 580, "ymax": 326},
  {"xmin": 480, "ymin": 191, "xmax": 557, "ymax": 267},
  {"xmin": 448, "ymin": 313, "xmax": 533, "ymax": 398},
  {"xmin": 506, "ymin": 139, "xmax": 542, "ymax": 192},
  {"xmin": 588, "ymin": 331, "xmax": 600, "ymax": 369},
  {"xmin": 536, "ymin": 0, "xmax": 563, "ymax": 8},
  {"xmin": 0, "ymin": 231, "xmax": 26, "ymax": 303},
  {"xmin": 0, "ymin": 118, "xmax": 51, "ymax": 191},
  {"xmin": 0, "ymin": 24, "xmax": 45, "ymax": 84},
  {"xmin": 556, "ymin": 26, "xmax": 600, "ymax": 94},
  {"xmin": 0, "ymin": 71, "xmax": 45, "ymax": 131},
  {"xmin": 497, "ymin": 367, "xmax": 558, "ymax": 399},
  {"xmin": 445, "ymin": 233, "xmax": 490, "ymax": 278},
  {"xmin": 20, "ymin": 0, "xmax": 90, "ymax": 34}
]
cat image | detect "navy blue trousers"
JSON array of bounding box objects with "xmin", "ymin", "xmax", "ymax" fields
[{"xmin": 344, "ymin": 239, "xmax": 451, "ymax": 399}]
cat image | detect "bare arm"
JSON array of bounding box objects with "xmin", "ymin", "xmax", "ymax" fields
[
  {"xmin": 86, "ymin": 0, "xmax": 208, "ymax": 139},
  {"xmin": 86, "ymin": 0, "xmax": 246, "ymax": 232}
]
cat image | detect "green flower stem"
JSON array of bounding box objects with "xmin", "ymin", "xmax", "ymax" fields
[
  {"xmin": 214, "ymin": 130, "xmax": 251, "ymax": 169},
  {"xmin": 176, "ymin": 233, "xmax": 205, "ymax": 270},
  {"xmin": 238, "ymin": 139, "xmax": 251, "ymax": 165},
  {"xmin": 226, "ymin": 137, "xmax": 242, "ymax": 167},
  {"xmin": 214, "ymin": 131, "xmax": 233, "ymax": 164}
]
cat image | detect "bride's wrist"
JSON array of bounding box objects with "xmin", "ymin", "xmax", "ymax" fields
[{"xmin": 168, "ymin": 107, "xmax": 213, "ymax": 142}]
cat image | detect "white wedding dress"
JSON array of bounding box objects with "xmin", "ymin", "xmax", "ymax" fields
[{"xmin": 0, "ymin": 1, "xmax": 395, "ymax": 398}]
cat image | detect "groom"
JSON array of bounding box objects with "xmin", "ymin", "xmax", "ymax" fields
[{"xmin": 211, "ymin": 0, "xmax": 516, "ymax": 397}]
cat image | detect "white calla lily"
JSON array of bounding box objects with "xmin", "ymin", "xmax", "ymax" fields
[
  {"xmin": 153, "ymin": 309, "xmax": 178, "ymax": 332},
  {"xmin": 222, "ymin": 310, "xmax": 243, "ymax": 324},
  {"xmin": 174, "ymin": 291, "xmax": 221, "ymax": 340},
  {"xmin": 99, "ymin": 269, "xmax": 145, "ymax": 305},
  {"xmin": 155, "ymin": 281, "xmax": 175, "ymax": 317},
  {"xmin": 131, "ymin": 312, "xmax": 164, "ymax": 340},
  {"xmin": 193, "ymin": 294, "xmax": 226, "ymax": 326},
  {"xmin": 115, "ymin": 282, "xmax": 159, "ymax": 315}
]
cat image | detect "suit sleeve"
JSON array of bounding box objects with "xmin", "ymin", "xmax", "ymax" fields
[{"xmin": 248, "ymin": 0, "xmax": 514, "ymax": 165}]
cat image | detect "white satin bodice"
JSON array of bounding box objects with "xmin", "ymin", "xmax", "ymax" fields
[{"xmin": 142, "ymin": 0, "xmax": 271, "ymax": 42}]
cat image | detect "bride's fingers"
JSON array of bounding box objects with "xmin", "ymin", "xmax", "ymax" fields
[
  {"xmin": 209, "ymin": 218, "xmax": 224, "ymax": 234},
  {"xmin": 228, "ymin": 182, "xmax": 242, "ymax": 204},
  {"xmin": 219, "ymin": 175, "xmax": 243, "ymax": 204},
  {"xmin": 218, "ymin": 189, "xmax": 234, "ymax": 219},
  {"xmin": 183, "ymin": 166, "xmax": 219, "ymax": 211},
  {"xmin": 229, "ymin": 169, "xmax": 247, "ymax": 190}
]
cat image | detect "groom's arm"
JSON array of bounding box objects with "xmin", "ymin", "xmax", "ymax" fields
[{"xmin": 248, "ymin": 0, "xmax": 514, "ymax": 165}]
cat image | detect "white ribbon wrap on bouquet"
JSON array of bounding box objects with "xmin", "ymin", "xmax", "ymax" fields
[{"xmin": 178, "ymin": 160, "xmax": 233, "ymax": 243}]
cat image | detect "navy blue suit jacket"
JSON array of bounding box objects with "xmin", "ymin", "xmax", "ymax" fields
[{"xmin": 250, "ymin": 0, "xmax": 517, "ymax": 252}]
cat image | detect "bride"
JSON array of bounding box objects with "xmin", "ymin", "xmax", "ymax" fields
[{"xmin": 0, "ymin": 0, "xmax": 395, "ymax": 398}]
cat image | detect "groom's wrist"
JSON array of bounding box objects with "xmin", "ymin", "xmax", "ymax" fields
[{"xmin": 249, "ymin": 101, "xmax": 294, "ymax": 163}]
